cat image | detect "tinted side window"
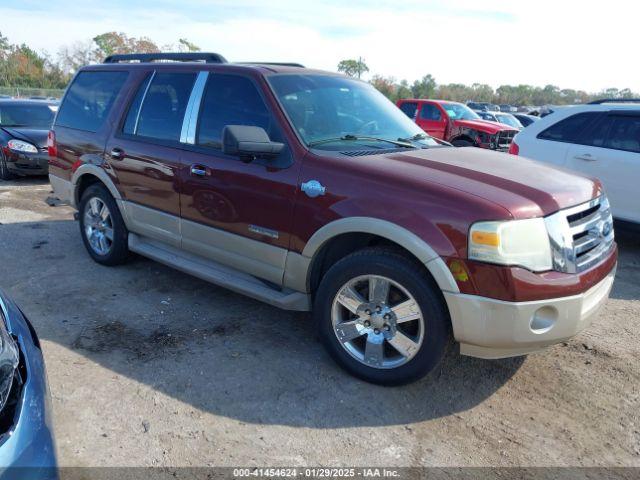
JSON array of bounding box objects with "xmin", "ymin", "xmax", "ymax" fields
[
  {"xmin": 605, "ymin": 115, "xmax": 640, "ymax": 153},
  {"xmin": 399, "ymin": 102, "xmax": 417, "ymax": 118},
  {"xmin": 135, "ymin": 72, "xmax": 196, "ymax": 141},
  {"xmin": 56, "ymin": 71, "xmax": 128, "ymax": 132},
  {"xmin": 197, "ymin": 74, "xmax": 272, "ymax": 149},
  {"xmin": 122, "ymin": 73, "xmax": 153, "ymax": 135},
  {"xmin": 537, "ymin": 112, "xmax": 600, "ymax": 143},
  {"xmin": 420, "ymin": 103, "xmax": 442, "ymax": 121}
]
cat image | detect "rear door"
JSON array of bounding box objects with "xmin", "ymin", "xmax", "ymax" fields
[
  {"xmin": 565, "ymin": 111, "xmax": 640, "ymax": 222},
  {"xmin": 416, "ymin": 102, "xmax": 447, "ymax": 139},
  {"xmin": 530, "ymin": 111, "xmax": 602, "ymax": 169},
  {"xmin": 177, "ymin": 72, "xmax": 301, "ymax": 285},
  {"xmin": 105, "ymin": 70, "xmax": 198, "ymax": 247}
]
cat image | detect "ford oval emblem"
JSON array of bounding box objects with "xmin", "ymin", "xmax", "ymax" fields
[{"xmin": 602, "ymin": 221, "xmax": 612, "ymax": 237}]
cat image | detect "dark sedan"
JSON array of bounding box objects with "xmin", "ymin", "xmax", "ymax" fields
[
  {"xmin": 0, "ymin": 291, "xmax": 57, "ymax": 478},
  {"xmin": 0, "ymin": 100, "xmax": 57, "ymax": 180},
  {"xmin": 512, "ymin": 113, "xmax": 540, "ymax": 128}
]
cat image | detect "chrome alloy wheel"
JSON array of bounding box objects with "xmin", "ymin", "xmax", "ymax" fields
[
  {"xmin": 83, "ymin": 197, "xmax": 114, "ymax": 256},
  {"xmin": 331, "ymin": 275, "xmax": 425, "ymax": 369}
]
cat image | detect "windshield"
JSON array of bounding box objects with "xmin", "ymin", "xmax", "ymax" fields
[
  {"xmin": 440, "ymin": 103, "xmax": 481, "ymax": 121},
  {"xmin": 496, "ymin": 113, "xmax": 523, "ymax": 129},
  {"xmin": 267, "ymin": 74, "xmax": 439, "ymax": 150},
  {"xmin": 0, "ymin": 103, "xmax": 56, "ymax": 128}
]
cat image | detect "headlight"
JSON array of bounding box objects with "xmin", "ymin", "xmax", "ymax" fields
[
  {"xmin": 468, "ymin": 218, "xmax": 552, "ymax": 272},
  {"xmin": 7, "ymin": 139, "xmax": 38, "ymax": 153},
  {"xmin": 0, "ymin": 310, "xmax": 18, "ymax": 414}
]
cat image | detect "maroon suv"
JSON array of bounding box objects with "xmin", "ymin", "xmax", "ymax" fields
[{"xmin": 48, "ymin": 53, "xmax": 617, "ymax": 385}]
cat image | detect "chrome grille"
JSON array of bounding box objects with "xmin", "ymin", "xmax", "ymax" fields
[
  {"xmin": 494, "ymin": 130, "xmax": 517, "ymax": 150},
  {"xmin": 545, "ymin": 196, "xmax": 614, "ymax": 273}
]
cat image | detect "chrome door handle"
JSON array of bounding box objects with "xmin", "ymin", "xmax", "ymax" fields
[
  {"xmin": 574, "ymin": 153, "xmax": 596, "ymax": 161},
  {"xmin": 190, "ymin": 165, "xmax": 208, "ymax": 176},
  {"xmin": 110, "ymin": 148, "xmax": 124, "ymax": 160}
]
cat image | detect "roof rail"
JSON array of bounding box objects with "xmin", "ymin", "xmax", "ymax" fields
[
  {"xmin": 103, "ymin": 52, "xmax": 227, "ymax": 64},
  {"xmin": 236, "ymin": 62, "xmax": 305, "ymax": 68},
  {"xmin": 588, "ymin": 98, "xmax": 640, "ymax": 105}
]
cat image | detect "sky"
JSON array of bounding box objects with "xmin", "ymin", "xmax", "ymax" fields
[{"xmin": 1, "ymin": 0, "xmax": 637, "ymax": 93}]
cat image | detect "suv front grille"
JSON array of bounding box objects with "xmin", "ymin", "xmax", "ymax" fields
[
  {"xmin": 494, "ymin": 130, "xmax": 516, "ymax": 150},
  {"xmin": 545, "ymin": 195, "xmax": 614, "ymax": 273}
]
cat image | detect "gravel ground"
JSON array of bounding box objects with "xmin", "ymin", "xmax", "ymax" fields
[{"xmin": 0, "ymin": 177, "xmax": 639, "ymax": 468}]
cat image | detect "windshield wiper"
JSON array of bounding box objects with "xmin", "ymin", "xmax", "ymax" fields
[
  {"xmin": 308, "ymin": 134, "xmax": 414, "ymax": 148},
  {"xmin": 397, "ymin": 132, "xmax": 429, "ymax": 143}
]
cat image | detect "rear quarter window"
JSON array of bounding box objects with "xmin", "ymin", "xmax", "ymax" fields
[{"xmin": 56, "ymin": 71, "xmax": 128, "ymax": 132}]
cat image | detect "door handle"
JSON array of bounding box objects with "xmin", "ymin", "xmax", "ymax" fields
[
  {"xmin": 110, "ymin": 148, "xmax": 124, "ymax": 160},
  {"xmin": 190, "ymin": 165, "xmax": 208, "ymax": 177},
  {"xmin": 574, "ymin": 153, "xmax": 597, "ymax": 161}
]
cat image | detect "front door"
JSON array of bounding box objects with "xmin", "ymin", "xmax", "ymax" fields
[
  {"xmin": 179, "ymin": 73, "xmax": 301, "ymax": 285},
  {"xmin": 416, "ymin": 102, "xmax": 448, "ymax": 140}
]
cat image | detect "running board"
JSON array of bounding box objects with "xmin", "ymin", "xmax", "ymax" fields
[{"xmin": 128, "ymin": 233, "xmax": 311, "ymax": 311}]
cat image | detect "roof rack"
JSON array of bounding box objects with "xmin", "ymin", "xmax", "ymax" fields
[
  {"xmin": 236, "ymin": 62, "xmax": 305, "ymax": 68},
  {"xmin": 588, "ymin": 98, "xmax": 640, "ymax": 105},
  {"xmin": 103, "ymin": 52, "xmax": 227, "ymax": 64}
]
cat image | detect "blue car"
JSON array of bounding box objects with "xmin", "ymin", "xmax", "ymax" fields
[{"xmin": 0, "ymin": 291, "xmax": 56, "ymax": 479}]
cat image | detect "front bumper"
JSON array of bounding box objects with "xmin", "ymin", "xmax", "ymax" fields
[
  {"xmin": 5, "ymin": 150, "xmax": 49, "ymax": 176},
  {"xmin": 444, "ymin": 266, "xmax": 616, "ymax": 359},
  {"xmin": 0, "ymin": 292, "xmax": 57, "ymax": 478}
]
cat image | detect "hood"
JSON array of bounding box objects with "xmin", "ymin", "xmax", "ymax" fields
[
  {"xmin": 453, "ymin": 118, "xmax": 517, "ymax": 135},
  {"xmin": 381, "ymin": 146, "xmax": 601, "ymax": 218},
  {"xmin": 1, "ymin": 127, "xmax": 48, "ymax": 149}
]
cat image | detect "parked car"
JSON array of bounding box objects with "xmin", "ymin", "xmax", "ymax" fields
[
  {"xmin": 513, "ymin": 113, "xmax": 540, "ymax": 127},
  {"xmin": 398, "ymin": 99, "xmax": 519, "ymax": 150},
  {"xmin": 49, "ymin": 53, "xmax": 616, "ymax": 385},
  {"xmin": 510, "ymin": 100, "xmax": 640, "ymax": 225},
  {"xmin": 466, "ymin": 101, "xmax": 499, "ymax": 112},
  {"xmin": 476, "ymin": 111, "xmax": 525, "ymax": 130},
  {"xmin": 0, "ymin": 99, "xmax": 57, "ymax": 180},
  {"xmin": 0, "ymin": 290, "xmax": 57, "ymax": 477},
  {"xmin": 499, "ymin": 104, "xmax": 518, "ymax": 113}
]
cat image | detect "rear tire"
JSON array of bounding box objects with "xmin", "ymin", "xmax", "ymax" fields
[
  {"xmin": 0, "ymin": 153, "xmax": 15, "ymax": 180},
  {"xmin": 78, "ymin": 183, "xmax": 130, "ymax": 266},
  {"xmin": 314, "ymin": 248, "xmax": 451, "ymax": 386},
  {"xmin": 452, "ymin": 139, "xmax": 474, "ymax": 147}
]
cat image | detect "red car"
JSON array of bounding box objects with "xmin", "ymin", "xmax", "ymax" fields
[
  {"xmin": 397, "ymin": 99, "xmax": 518, "ymax": 150},
  {"xmin": 48, "ymin": 53, "xmax": 616, "ymax": 385}
]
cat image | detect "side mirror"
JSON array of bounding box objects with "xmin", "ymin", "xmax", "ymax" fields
[{"xmin": 222, "ymin": 125, "xmax": 284, "ymax": 161}]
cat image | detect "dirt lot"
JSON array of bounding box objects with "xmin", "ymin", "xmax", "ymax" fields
[{"xmin": 0, "ymin": 177, "xmax": 639, "ymax": 468}]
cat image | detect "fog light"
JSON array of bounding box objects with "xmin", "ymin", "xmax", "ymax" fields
[{"xmin": 530, "ymin": 306, "xmax": 557, "ymax": 334}]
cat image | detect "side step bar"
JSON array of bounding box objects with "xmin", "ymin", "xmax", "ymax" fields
[{"xmin": 128, "ymin": 233, "xmax": 311, "ymax": 311}]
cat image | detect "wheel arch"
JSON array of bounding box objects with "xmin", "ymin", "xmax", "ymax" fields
[
  {"xmin": 288, "ymin": 217, "xmax": 459, "ymax": 295},
  {"xmin": 72, "ymin": 165, "xmax": 122, "ymax": 208}
]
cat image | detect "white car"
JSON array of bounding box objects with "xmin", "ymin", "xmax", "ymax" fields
[{"xmin": 510, "ymin": 101, "xmax": 640, "ymax": 225}]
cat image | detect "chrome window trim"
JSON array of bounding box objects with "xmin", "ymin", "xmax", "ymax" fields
[
  {"xmin": 133, "ymin": 70, "xmax": 156, "ymax": 135},
  {"xmin": 180, "ymin": 71, "xmax": 209, "ymax": 144}
]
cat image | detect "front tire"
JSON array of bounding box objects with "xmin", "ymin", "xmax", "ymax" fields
[
  {"xmin": 0, "ymin": 152, "xmax": 15, "ymax": 180},
  {"xmin": 78, "ymin": 183, "xmax": 130, "ymax": 266},
  {"xmin": 315, "ymin": 248, "xmax": 451, "ymax": 386}
]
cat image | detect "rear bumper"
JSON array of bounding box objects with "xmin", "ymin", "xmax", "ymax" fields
[
  {"xmin": 444, "ymin": 265, "xmax": 616, "ymax": 359},
  {"xmin": 5, "ymin": 151, "xmax": 49, "ymax": 176}
]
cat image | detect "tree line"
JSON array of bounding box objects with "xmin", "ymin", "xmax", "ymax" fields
[
  {"xmin": 0, "ymin": 31, "xmax": 201, "ymax": 92},
  {"xmin": 339, "ymin": 59, "xmax": 639, "ymax": 106},
  {"xmin": 0, "ymin": 31, "xmax": 637, "ymax": 105}
]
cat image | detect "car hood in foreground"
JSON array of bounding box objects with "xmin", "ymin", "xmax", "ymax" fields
[
  {"xmin": 380, "ymin": 146, "xmax": 601, "ymax": 218},
  {"xmin": 1, "ymin": 127, "xmax": 48, "ymax": 149}
]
